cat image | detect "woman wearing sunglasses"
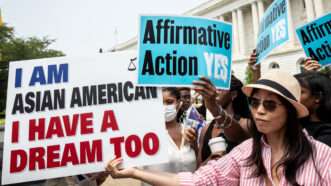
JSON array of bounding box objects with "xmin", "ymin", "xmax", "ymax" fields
[{"xmin": 106, "ymin": 70, "xmax": 331, "ymax": 185}]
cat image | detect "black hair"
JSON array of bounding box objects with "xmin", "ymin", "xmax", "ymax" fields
[
  {"xmin": 162, "ymin": 87, "xmax": 180, "ymax": 100},
  {"xmin": 230, "ymin": 75, "xmax": 251, "ymax": 119},
  {"xmin": 246, "ymin": 89, "xmax": 315, "ymax": 186},
  {"xmin": 295, "ymin": 71, "xmax": 331, "ymax": 122},
  {"xmin": 177, "ymin": 87, "xmax": 191, "ymax": 92},
  {"xmin": 162, "ymin": 87, "xmax": 182, "ymax": 121}
]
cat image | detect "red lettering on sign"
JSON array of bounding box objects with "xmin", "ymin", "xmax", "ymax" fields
[
  {"xmin": 29, "ymin": 118, "xmax": 45, "ymax": 141},
  {"xmin": 109, "ymin": 132, "xmax": 160, "ymax": 158},
  {"xmin": 143, "ymin": 132, "xmax": 159, "ymax": 155},
  {"xmin": 46, "ymin": 117, "xmax": 64, "ymax": 139},
  {"xmin": 61, "ymin": 143, "xmax": 79, "ymax": 166},
  {"xmin": 110, "ymin": 137, "xmax": 124, "ymax": 158},
  {"xmin": 29, "ymin": 147, "xmax": 45, "ymax": 170},
  {"xmin": 47, "ymin": 145, "xmax": 60, "ymax": 168},
  {"xmin": 11, "ymin": 121, "xmax": 19, "ymax": 143},
  {"xmin": 62, "ymin": 115, "xmax": 78, "ymax": 136},
  {"xmin": 101, "ymin": 110, "xmax": 119, "ymax": 132},
  {"xmin": 80, "ymin": 113, "xmax": 94, "ymax": 134},
  {"xmin": 9, "ymin": 140, "xmax": 102, "ymax": 172},
  {"xmin": 10, "ymin": 150, "xmax": 27, "ymax": 173},
  {"xmin": 28, "ymin": 112, "xmax": 94, "ymax": 141},
  {"xmin": 126, "ymin": 135, "xmax": 142, "ymax": 157}
]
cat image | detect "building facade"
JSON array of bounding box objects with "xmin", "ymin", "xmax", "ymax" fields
[{"xmin": 111, "ymin": 0, "xmax": 331, "ymax": 81}]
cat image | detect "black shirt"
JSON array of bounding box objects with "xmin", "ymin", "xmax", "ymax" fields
[{"xmin": 301, "ymin": 117, "xmax": 331, "ymax": 147}]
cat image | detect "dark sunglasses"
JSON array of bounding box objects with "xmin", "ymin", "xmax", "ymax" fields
[{"xmin": 247, "ymin": 97, "xmax": 282, "ymax": 112}]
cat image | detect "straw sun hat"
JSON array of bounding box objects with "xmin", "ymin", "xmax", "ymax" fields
[{"xmin": 242, "ymin": 70, "xmax": 309, "ymax": 118}]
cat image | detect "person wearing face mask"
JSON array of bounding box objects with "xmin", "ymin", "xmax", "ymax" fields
[
  {"xmin": 106, "ymin": 70, "xmax": 331, "ymax": 186},
  {"xmin": 140, "ymin": 87, "xmax": 197, "ymax": 186}
]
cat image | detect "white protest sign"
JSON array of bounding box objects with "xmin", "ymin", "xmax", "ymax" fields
[{"xmin": 2, "ymin": 51, "xmax": 170, "ymax": 185}]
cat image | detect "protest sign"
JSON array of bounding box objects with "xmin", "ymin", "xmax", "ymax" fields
[
  {"xmin": 1, "ymin": 51, "xmax": 170, "ymax": 185},
  {"xmin": 256, "ymin": 0, "xmax": 289, "ymax": 64},
  {"xmin": 296, "ymin": 12, "xmax": 331, "ymax": 66},
  {"xmin": 138, "ymin": 15, "xmax": 233, "ymax": 89}
]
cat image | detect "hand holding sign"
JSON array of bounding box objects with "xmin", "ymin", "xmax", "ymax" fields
[
  {"xmin": 192, "ymin": 77, "xmax": 219, "ymax": 117},
  {"xmin": 302, "ymin": 58, "xmax": 321, "ymax": 71},
  {"xmin": 105, "ymin": 158, "xmax": 136, "ymax": 179},
  {"xmin": 2, "ymin": 52, "xmax": 170, "ymax": 185},
  {"xmin": 296, "ymin": 12, "xmax": 331, "ymax": 66}
]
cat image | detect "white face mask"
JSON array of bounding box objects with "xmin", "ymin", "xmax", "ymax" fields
[{"xmin": 164, "ymin": 104, "xmax": 177, "ymax": 122}]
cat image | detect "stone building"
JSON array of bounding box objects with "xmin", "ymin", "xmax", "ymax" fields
[{"xmin": 111, "ymin": 0, "xmax": 331, "ymax": 80}]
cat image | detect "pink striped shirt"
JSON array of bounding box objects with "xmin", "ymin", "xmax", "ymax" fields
[{"xmin": 179, "ymin": 135, "xmax": 331, "ymax": 186}]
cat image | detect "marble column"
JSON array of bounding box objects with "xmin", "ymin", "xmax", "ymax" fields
[
  {"xmin": 251, "ymin": 2, "xmax": 259, "ymax": 43},
  {"xmin": 286, "ymin": 0, "xmax": 295, "ymax": 43},
  {"xmin": 257, "ymin": 0, "xmax": 264, "ymax": 21},
  {"xmin": 232, "ymin": 10, "xmax": 240, "ymax": 55},
  {"xmin": 237, "ymin": 8, "xmax": 246, "ymax": 55},
  {"xmin": 304, "ymin": 0, "xmax": 315, "ymax": 21}
]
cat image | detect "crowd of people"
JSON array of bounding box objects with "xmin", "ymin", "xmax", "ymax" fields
[
  {"xmin": 3, "ymin": 52, "xmax": 331, "ymax": 185},
  {"xmin": 104, "ymin": 53, "xmax": 331, "ymax": 185}
]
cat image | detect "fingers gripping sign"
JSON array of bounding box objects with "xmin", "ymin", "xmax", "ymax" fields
[
  {"xmin": 193, "ymin": 77, "xmax": 220, "ymax": 116},
  {"xmin": 106, "ymin": 158, "xmax": 135, "ymax": 179}
]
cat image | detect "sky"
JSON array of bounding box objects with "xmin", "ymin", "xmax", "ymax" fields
[{"xmin": 0, "ymin": 0, "xmax": 208, "ymax": 56}]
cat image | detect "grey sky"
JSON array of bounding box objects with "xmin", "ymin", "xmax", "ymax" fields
[{"xmin": 0, "ymin": 0, "xmax": 207, "ymax": 56}]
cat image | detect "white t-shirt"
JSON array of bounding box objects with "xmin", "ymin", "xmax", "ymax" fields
[{"xmin": 141, "ymin": 128, "xmax": 196, "ymax": 186}]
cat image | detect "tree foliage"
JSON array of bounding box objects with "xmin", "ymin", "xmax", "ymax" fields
[
  {"xmin": 245, "ymin": 66, "xmax": 254, "ymax": 85},
  {"xmin": 0, "ymin": 24, "xmax": 65, "ymax": 112}
]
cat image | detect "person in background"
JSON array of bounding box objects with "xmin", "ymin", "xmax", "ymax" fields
[
  {"xmin": 185, "ymin": 75, "xmax": 251, "ymax": 167},
  {"xmin": 178, "ymin": 88, "xmax": 192, "ymax": 113},
  {"xmin": 177, "ymin": 87, "xmax": 193, "ymax": 123},
  {"xmin": 295, "ymin": 71, "xmax": 331, "ymax": 147},
  {"xmin": 140, "ymin": 87, "xmax": 197, "ymax": 186},
  {"xmin": 106, "ymin": 70, "xmax": 331, "ymax": 185}
]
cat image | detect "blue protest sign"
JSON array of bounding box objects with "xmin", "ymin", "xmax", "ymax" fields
[
  {"xmin": 296, "ymin": 12, "xmax": 331, "ymax": 66},
  {"xmin": 256, "ymin": 0, "xmax": 289, "ymax": 64},
  {"xmin": 138, "ymin": 15, "xmax": 232, "ymax": 89}
]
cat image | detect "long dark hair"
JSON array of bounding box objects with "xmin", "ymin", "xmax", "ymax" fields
[
  {"xmin": 230, "ymin": 75, "xmax": 251, "ymax": 119},
  {"xmin": 246, "ymin": 90, "xmax": 314, "ymax": 186},
  {"xmin": 295, "ymin": 72, "xmax": 331, "ymax": 123}
]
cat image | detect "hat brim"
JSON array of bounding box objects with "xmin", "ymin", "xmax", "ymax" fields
[{"xmin": 242, "ymin": 84, "xmax": 309, "ymax": 118}]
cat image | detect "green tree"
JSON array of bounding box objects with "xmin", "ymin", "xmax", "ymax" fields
[
  {"xmin": 245, "ymin": 66, "xmax": 254, "ymax": 84},
  {"xmin": 0, "ymin": 24, "xmax": 65, "ymax": 113}
]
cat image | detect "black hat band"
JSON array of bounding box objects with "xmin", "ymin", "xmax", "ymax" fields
[{"xmin": 255, "ymin": 79, "xmax": 297, "ymax": 101}]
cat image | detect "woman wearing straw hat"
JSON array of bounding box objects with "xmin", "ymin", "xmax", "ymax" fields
[{"xmin": 106, "ymin": 70, "xmax": 331, "ymax": 185}]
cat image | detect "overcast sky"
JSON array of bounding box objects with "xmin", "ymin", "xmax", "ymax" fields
[{"xmin": 0, "ymin": 0, "xmax": 207, "ymax": 56}]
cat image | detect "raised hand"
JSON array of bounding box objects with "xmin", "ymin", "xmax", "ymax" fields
[
  {"xmin": 303, "ymin": 58, "xmax": 321, "ymax": 71},
  {"xmin": 192, "ymin": 77, "xmax": 219, "ymax": 117},
  {"xmin": 184, "ymin": 127, "xmax": 197, "ymax": 144},
  {"xmin": 248, "ymin": 49, "xmax": 261, "ymax": 82}
]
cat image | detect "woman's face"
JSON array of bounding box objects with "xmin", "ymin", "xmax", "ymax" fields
[
  {"xmin": 163, "ymin": 91, "xmax": 178, "ymax": 107},
  {"xmin": 162, "ymin": 90, "xmax": 179, "ymax": 122},
  {"xmin": 179, "ymin": 89, "xmax": 191, "ymax": 111},
  {"xmin": 300, "ymin": 86, "xmax": 316, "ymax": 113},
  {"xmin": 250, "ymin": 89, "xmax": 288, "ymax": 135}
]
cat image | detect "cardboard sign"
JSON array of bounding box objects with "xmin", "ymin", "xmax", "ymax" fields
[
  {"xmin": 296, "ymin": 12, "xmax": 331, "ymax": 66},
  {"xmin": 256, "ymin": 0, "xmax": 289, "ymax": 64},
  {"xmin": 138, "ymin": 15, "xmax": 233, "ymax": 89},
  {"xmin": 2, "ymin": 51, "xmax": 170, "ymax": 185}
]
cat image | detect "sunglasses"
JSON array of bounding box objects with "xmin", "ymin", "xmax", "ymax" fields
[{"xmin": 247, "ymin": 97, "xmax": 282, "ymax": 112}]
